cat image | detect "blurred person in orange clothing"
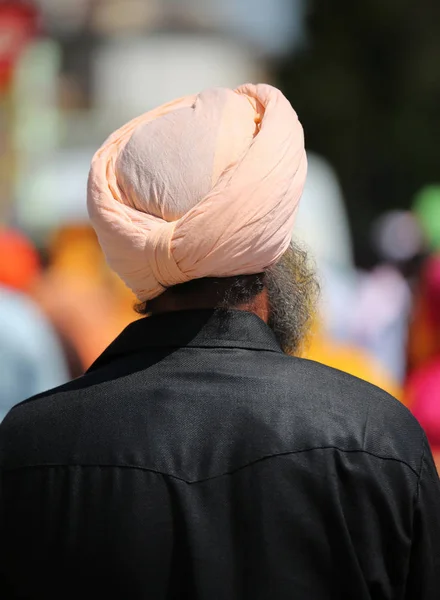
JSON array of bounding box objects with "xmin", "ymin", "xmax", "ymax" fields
[
  {"xmin": 34, "ymin": 224, "xmax": 139, "ymax": 373},
  {"xmin": 0, "ymin": 227, "xmax": 41, "ymax": 293}
]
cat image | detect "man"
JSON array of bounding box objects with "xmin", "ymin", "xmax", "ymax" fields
[{"xmin": 1, "ymin": 84, "xmax": 439, "ymax": 599}]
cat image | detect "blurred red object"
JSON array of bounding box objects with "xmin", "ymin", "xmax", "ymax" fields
[
  {"xmin": 406, "ymin": 254, "xmax": 440, "ymax": 469},
  {"xmin": 0, "ymin": 228, "xmax": 41, "ymax": 292},
  {"xmin": 407, "ymin": 254, "xmax": 440, "ymax": 373},
  {"xmin": 0, "ymin": 0, "xmax": 38, "ymax": 92},
  {"xmin": 406, "ymin": 360, "xmax": 440, "ymax": 471}
]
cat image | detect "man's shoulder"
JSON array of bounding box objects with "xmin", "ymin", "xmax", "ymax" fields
[
  {"xmin": 0, "ymin": 370, "xmax": 111, "ymax": 469},
  {"xmin": 278, "ymin": 352, "xmax": 405, "ymax": 412},
  {"xmin": 0, "ymin": 372, "xmax": 98, "ymax": 436},
  {"xmin": 269, "ymin": 354, "xmax": 424, "ymax": 472}
]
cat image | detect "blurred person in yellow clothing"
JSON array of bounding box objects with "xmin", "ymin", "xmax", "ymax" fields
[
  {"xmin": 304, "ymin": 327, "xmax": 403, "ymax": 402},
  {"xmin": 302, "ymin": 296, "xmax": 404, "ymax": 402},
  {"xmin": 33, "ymin": 224, "xmax": 139, "ymax": 373}
]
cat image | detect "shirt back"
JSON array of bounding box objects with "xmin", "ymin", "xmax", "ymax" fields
[{"xmin": 1, "ymin": 310, "xmax": 439, "ymax": 599}]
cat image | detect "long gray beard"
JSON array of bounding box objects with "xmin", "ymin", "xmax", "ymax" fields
[{"xmin": 265, "ymin": 243, "xmax": 320, "ymax": 356}]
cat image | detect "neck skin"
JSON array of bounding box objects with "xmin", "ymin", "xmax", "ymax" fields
[{"xmin": 147, "ymin": 287, "xmax": 270, "ymax": 324}]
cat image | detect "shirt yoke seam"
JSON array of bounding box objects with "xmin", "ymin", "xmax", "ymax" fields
[{"xmin": 1, "ymin": 446, "xmax": 420, "ymax": 484}]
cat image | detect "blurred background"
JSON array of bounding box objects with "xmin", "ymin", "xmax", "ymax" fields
[{"xmin": 1, "ymin": 0, "xmax": 440, "ymax": 463}]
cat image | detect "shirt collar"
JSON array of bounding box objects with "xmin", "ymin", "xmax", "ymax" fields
[{"xmin": 88, "ymin": 309, "xmax": 283, "ymax": 372}]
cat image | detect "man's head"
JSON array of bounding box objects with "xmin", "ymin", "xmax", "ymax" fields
[
  {"xmin": 87, "ymin": 84, "xmax": 313, "ymax": 350},
  {"xmin": 137, "ymin": 242, "xmax": 319, "ymax": 355}
]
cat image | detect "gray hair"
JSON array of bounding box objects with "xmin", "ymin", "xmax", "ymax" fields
[
  {"xmin": 136, "ymin": 242, "xmax": 319, "ymax": 355},
  {"xmin": 265, "ymin": 242, "xmax": 319, "ymax": 355}
]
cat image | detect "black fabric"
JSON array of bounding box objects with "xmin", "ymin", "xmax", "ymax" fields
[{"xmin": 0, "ymin": 309, "xmax": 439, "ymax": 599}]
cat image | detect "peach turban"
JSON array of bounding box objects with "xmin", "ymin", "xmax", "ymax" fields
[{"xmin": 87, "ymin": 83, "xmax": 307, "ymax": 301}]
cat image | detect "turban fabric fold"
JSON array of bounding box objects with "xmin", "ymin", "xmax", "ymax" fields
[{"xmin": 87, "ymin": 83, "xmax": 307, "ymax": 301}]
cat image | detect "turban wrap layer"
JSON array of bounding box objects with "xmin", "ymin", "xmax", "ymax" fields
[{"xmin": 87, "ymin": 83, "xmax": 307, "ymax": 301}]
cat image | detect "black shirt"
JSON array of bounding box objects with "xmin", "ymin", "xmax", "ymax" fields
[{"xmin": 1, "ymin": 309, "xmax": 439, "ymax": 599}]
